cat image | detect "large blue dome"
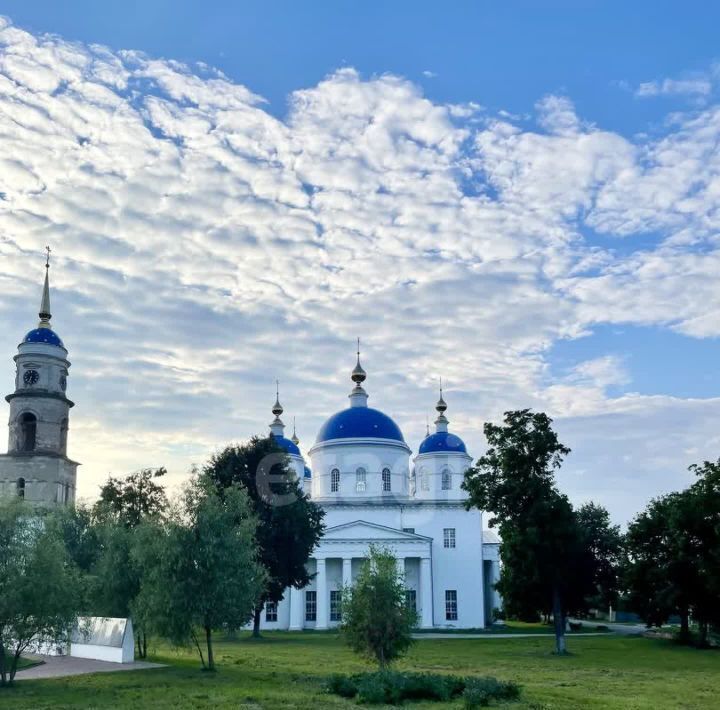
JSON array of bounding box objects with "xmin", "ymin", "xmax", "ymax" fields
[
  {"xmin": 270, "ymin": 434, "xmax": 301, "ymax": 456},
  {"xmin": 419, "ymin": 431, "xmax": 467, "ymax": 455},
  {"xmin": 316, "ymin": 407, "xmax": 405, "ymax": 443},
  {"xmin": 24, "ymin": 328, "xmax": 64, "ymax": 348}
]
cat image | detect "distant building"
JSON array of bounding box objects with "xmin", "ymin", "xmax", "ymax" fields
[
  {"xmin": 0, "ymin": 253, "xmax": 78, "ymax": 506},
  {"xmin": 262, "ymin": 349, "xmax": 501, "ymax": 629}
]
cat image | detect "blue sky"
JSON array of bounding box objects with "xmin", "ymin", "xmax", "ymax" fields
[{"xmin": 1, "ymin": 3, "xmax": 720, "ymax": 523}]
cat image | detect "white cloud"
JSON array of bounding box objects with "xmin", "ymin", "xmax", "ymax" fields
[
  {"xmin": 636, "ymin": 78, "xmax": 713, "ymax": 99},
  {"xmin": 1, "ymin": 18, "xmax": 720, "ymax": 523}
]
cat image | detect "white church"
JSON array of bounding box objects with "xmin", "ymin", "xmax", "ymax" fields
[{"xmin": 0, "ymin": 259, "xmax": 501, "ymax": 630}]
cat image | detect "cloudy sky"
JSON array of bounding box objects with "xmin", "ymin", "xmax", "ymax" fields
[{"xmin": 1, "ymin": 3, "xmax": 719, "ymax": 524}]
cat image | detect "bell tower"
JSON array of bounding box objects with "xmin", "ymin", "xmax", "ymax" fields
[{"xmin": 0, "ymin": 249, "xmax": 79, "ymax": 506}]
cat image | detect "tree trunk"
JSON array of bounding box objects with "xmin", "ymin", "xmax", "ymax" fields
[
  {"xmin": 142, "ymin": 630, "xmax": 147, "ymax": 659},
  {"xmin": 252, "ymin": 605, "xmax": 262, "ymax": 639},
  {"xmin": 552, "ymin": 585, "xmax": 567, "ymax": 655},
  {"xmin": 9, "ymin": 650, "xmax": 21, "ymax": 683},
  {"xmin": 205, "ymin": 626, "xmax": 215, "ymax": 672},
  {"xmin": 0, "ymin": 642, "xmax": 7, "ymax": 687}
]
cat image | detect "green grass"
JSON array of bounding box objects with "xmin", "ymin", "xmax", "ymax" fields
[{"xmin": 1, "ymin": 632, "xmax": 718, "ymax": 709}]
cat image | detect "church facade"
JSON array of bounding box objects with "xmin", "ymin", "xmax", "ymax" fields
[
  {"xmin": 264, "ymin": 354, "xmax": 501, "ymax": 629},
  {"xmin": 0, "ymin": 257, "xmax": 78, "ymax": 506}
]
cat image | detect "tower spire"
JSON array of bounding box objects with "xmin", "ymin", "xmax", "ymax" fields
[
  {"xmin": 38, "ymin": 245, "xmax": 52, "ymax": 329},
  {"xmin": 291, "ymin": 416, "xmax": 300, "ymax": 445},
  {"xmin": 270, "ymin": 379, "xmax": 285, "ymax": 437},
  {"xmin": 349, "ymin": 337, "xmax": 369, "ymax": 407}
]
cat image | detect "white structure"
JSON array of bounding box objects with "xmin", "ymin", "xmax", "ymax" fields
[
  {"xmin": 262, "ymin": 350, "xmax": 501, "ymax": 630},
  {"xmin": 70, "ymin": 617, "xmax": 135, "ymax": 663},
  {"xmin": 0, "ymin": 251, "xmax": 79, "ymax": 506}
]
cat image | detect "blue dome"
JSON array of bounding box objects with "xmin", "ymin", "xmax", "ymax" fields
[
  {"xmin": 304, "ymin": 466, "xmax": 312, "ymax": 479},
  {"xmin": 270, "ymin": 434, "xmax": 301, "ymax": 456},
  {"xmin": 24, "ymin": 328, "xmax": 64, "ymax": 348},
  {"xmin": 316, "ymin": 407, "xmax": 405, "ymax": 443},
  {"xmin": 419, "ymin": 431, "xmax": 467, "ymax": 455}
]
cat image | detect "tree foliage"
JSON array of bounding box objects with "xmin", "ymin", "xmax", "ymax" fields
[
  {"xmin": 341, "ymin": 545, "xmax": 418, "ymax": 669},
  {"xmin": 0, "ymin": 500, "xmax": 81, "ymax": 686},
  {"xmin": 624, "ymin": 459, "xmax": 720, "ymax": 645},
  {"xmin": 133, "ymin": 474, "xmax": 265, "ymax": 670},
  {"xmin": 204, "ymin": 437, "xmax": 325, "ymax": 636},
  {"xmin": 463, "ymin": 409, "xmax": 595, "ymax": 654},
  {"xmin": 93, "ymin": 467, "xmax": 169, "ymax": 528}
]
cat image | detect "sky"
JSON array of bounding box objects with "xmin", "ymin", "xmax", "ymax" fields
[{"xmin": 1, "ymin": 2, "xmax": 720, "ymax": 524}]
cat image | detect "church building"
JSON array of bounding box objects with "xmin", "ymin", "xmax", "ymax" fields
[
  {"xmin": 0, "ymin": 254, "xmax": 78, "ymax": 506},
  {"xmin": 264, "ymin": 350, "xmax": 501, "ymax": 629}
]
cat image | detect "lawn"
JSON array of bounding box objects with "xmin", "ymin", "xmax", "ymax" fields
[{"xmin": 1, "ymin": 632, "xmax": 718, "ymax": 709}]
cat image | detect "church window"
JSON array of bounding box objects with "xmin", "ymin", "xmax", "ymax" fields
[
  {"xmin": 382, "ymin": 467, "xmax": 391, "ymax": 492},
  {"xmin": 16, "ymin": 477, "xmax": 25, "ymax": 498},
  {"xmin": 443, "ymin": 528, "xmax": 456, "ymax": 548},
  {"xmin": 421, "ymin": 473, "xmax": 430, "ymax": 491},
  {"xmin": 19, "ymin": 413, "xmax": 37, "ymax": 452},
  {"xmin": 330, "ymin": 468, "xmax": 340, "ymax": 493},
  {"xmin": 355, "ymin": 467, "xmax": 366, "ymax": 492},
  {"xmin": 441, "ymin": 468, "xmax": 452, "ymax": 490},
  {"xmin": 330, "ymin": 590, "xmax": 342, "ymax": 621},
  {"xmin": 445, "ymin": 590, "xmax": 458, "ymax": 620},
  {"xmin": 405, "ymin": 589, "xmax": 417, "ymax": 612},
  {"xmin": 265, "ymin": 601, "xmax": 278, "ymax": 622},
  {"xmin": 305, "ymin": 591, "xmax": 317, "ymax": 621},
  {"xmin": 402, "ymin": 527, "xmax": 415, "ymax": 534}
]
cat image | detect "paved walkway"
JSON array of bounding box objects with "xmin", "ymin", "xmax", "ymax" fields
[
  {"xmin": 15, "ymin": 655, "xmax": 164, "ymax": 681},
  {"xmin": 413, "ymin": 631, "xmax": 611, "ymax": 639}
]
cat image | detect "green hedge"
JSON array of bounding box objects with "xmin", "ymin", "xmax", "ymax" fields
[{"xmin": 326, "ymin": 671, "xmax": 520, "ymax": 706}]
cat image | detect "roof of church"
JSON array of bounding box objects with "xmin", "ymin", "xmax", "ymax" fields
[
  {"xmin": 316, "ymin": 406, "xmax": 405, "ymax": 443},
  {"xmin": 419, "ymin": 431, "xmax": 467, "ymax": 455},
  {"xmin": 270, "ymin": 433, "xmax": 301, "ymax": 456},
  {"xmin": 24, "ymin": 328, "xmax": 64, "ymax": 348}
]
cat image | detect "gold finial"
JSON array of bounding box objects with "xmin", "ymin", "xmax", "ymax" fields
[
  {"xmin": 426, "ymin": 414, "xmax": 430, "ymax": 437},
  {"xmin": 291, "ymin": 416, "xmax": 300, "ymax": 445},
  {"xmin": 436, "ymin": 376, "xmax": 447, "ymax": 413},
  {"xmin": 351, "ymin": 337, "xmax": 366, "ymax": 384},
  {"xmin": 272, "ymin": 379, "xmax": 283, "ymax": 417},
  {"xmin": 38, "ymin": 246, "xmax": 52, "ymax": 328},
  {"xmin": 45, "ymin": 245, "xmax": 51, "ymax": 269}
]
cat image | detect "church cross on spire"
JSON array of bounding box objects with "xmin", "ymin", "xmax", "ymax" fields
[{"xmin": 38, "ymin": 245, "xmax": 53, "ymax": 329}]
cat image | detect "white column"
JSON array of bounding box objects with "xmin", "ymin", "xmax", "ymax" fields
[
  {"xmin": 342, "ymin": 557, "xmax": 353, "ymax": 589},
  {"xmin": 420, "ymin": 557, "xmax": 433, "ymax": 628},
  {"xmin": 315, "ymin": 558, "xmax": 328, "ymax": 629},
  {"xmin": 289, "ymin": 585, "xmax": 304, "ymax": 630}
]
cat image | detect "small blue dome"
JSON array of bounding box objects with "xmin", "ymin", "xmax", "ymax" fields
[
  {"xmin": 270, "ymin": 434, "xmax": 301, "ymax": 456},
  {"xmin": 304, "ymin": 466, "xmax": 312, "ymax": 479},
  {"xmin": 24, "ymin": 328, "xmax": 64, "ymax": 348},
  {"xmin": 316, "ymin": 407, "xmax": 405, "ymax": 443},
  {"xmin": 419, "ymin": 431, "xmax": 467, "ymax": 455}
]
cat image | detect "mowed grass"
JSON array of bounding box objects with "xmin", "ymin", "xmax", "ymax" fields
[{"xmin": 1, "ymin": 632, "xmax": 718, "ymax": 709}]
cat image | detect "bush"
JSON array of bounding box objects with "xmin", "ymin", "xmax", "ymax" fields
[
  {"xmin": 463, "ymin": 677, "xmax": 521, "ymax": 708},
  {"xmin": 569, "ymin": 621, "xmax": 583, "ymax": 631},
  {"xmin": 326, "ymin": 671, "xmax": 520, "ymax": 706}
]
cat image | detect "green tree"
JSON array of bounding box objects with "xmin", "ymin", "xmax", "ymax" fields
[
  {"xmin": 133, "ymin": 474, "xmax": 265, "ymax": 670},
  {"xmin": 93, "ymin": 467, "xmax": 169, "ymax": 527},
  {"xmin": 0, "ymin": 500, "xmax": 81, "ymax": 686},
  {"xmin": 624, "ymin": 459, "xmax": 720, "ymax": 645},
  {"xmin": 463, "ymin": 409, "xmax": 589, "ymax": 654},
  {"xmin": 576, "ymin": 502, "xmax": 623, "ymax": 612},
  {"xmin": 204, "ymin": 437, "xmax": 325, "ymax": 637},
  {"xmin": 341, "ymin": 545, "xmax": 418, "ymax": 670}
]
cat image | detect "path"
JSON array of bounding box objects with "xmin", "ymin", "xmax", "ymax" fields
[
  {"xmin": 413, "ymin": 631, "xmax": 611, "ymax": 639},
  {"xmin": 14, "ymin": 655, "xmax": 164, "ymax": 681}
]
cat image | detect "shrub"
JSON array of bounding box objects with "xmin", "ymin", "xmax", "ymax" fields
[
  {"xmin": 326, "ymin": 671, "xmax": 520, "ymax": 706},
  {"xmin": 463, "ymin": 677, "xmax": 521, "ymax": 708},
  {"xmin": 569, "ymin": 621, "xmax": 583, "ymax": 631}
]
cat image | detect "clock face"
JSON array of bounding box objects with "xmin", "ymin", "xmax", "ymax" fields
[{"xmin": 23, "ymin": 369, "xmax": 39, "ymax": 386}]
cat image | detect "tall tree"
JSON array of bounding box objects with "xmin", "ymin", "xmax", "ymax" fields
[
  {"xmin": 0, "ymin": 499, "xmax": 81, "ymax": 687},
  {"xmin": 92, "ymin": 467, "xmax": 169, "ymax": 657},
  {"xmin": 133, "ymin": 474, "xmax": 265, "ymax": 670},
  {"xmin": 341, "ymin": 545, "xmax": 418, "ymax": 670},
  {"xmin": 204, "ymin": 437, "xmax": 325, "ymax": 637},
  {"xmin": 463, "ymin": 409, "xmax": 588, "ymax": 654}
]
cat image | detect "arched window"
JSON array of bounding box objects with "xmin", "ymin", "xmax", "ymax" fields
[
  {"xmin": 60, "ymin": 418, "xmax": 68, "ymax": 453},
  {"xmin": 16, "ymin": 477, "xmax": 25, "ymax": 498},
  {"xmin": 20, "ymin": 413, "xmax": 37, "ymax": 452},
  {"xmin": 355, "ymin": 467, "xmax": 366, "ymax": 492},
  {"xmin": 441, "ymin": 468, "xmax": 452, "ymax": 490},
  {"xmin": 382, "ymin": 467, "xmax": 391, "ymax": 492},
  {"xmin": 330, "ymin": 468, "xmax": 340, "ymax": 493}
]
